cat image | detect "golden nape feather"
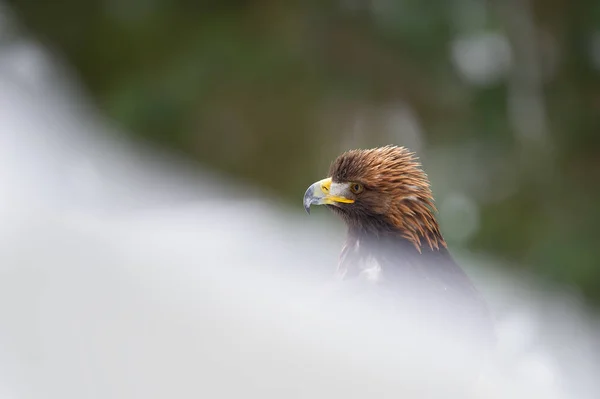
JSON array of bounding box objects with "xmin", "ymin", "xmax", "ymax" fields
[{"xmin": 327, "ymin": 145, "xmax": 445, "ymax": 252}]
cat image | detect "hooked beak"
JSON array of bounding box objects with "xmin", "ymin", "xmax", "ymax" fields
[{"xmin": 303, "ymin": 177, "xmax": 354, "ymax": 214}]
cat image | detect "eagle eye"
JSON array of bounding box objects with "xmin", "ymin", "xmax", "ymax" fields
[{"xmin": 349, "ymin": 182, "xmax": 364, "ymax": 195}]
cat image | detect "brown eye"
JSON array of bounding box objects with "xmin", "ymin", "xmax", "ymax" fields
[{"xmin": 350, "ymin": 182, "xmax": 364, "ymax": 194}]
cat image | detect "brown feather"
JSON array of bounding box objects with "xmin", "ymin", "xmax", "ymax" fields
[
  {"xmin": 323, "ymin": 146, "xmax": 495, "ymax": 354},
  {"xmin": 328, "ymin": 145, "xmax": 446, "ymax": 251}
]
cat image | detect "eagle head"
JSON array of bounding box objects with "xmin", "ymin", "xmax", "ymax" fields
[{"xmin": 303, "ymin": 145, "xmax": 445, "ymax": 251}]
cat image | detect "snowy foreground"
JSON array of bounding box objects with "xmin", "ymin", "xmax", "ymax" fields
[{"xmin": 1, "ymin": 48, "xmax": 600, "ymax": 399}]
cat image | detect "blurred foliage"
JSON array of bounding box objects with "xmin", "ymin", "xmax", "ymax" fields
[{"xmin": 6, "ymin": 0, "xmax": 600, "ymax": 304}]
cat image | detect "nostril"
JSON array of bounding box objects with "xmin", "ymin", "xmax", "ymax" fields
[{"xmin": 322, "ymin": 185, "xmax": 329, "ymax": 193}]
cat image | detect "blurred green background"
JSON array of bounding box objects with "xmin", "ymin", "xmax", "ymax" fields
[{"xmin": 6, "ymin": 0, "xmax": 600, "ymax": 304}]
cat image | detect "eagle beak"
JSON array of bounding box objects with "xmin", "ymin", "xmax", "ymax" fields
[{"xmin": 303, "ymin": 177, "xmax": 354, "ymax": 214}]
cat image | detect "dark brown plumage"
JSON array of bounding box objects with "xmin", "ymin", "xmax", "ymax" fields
[{"xmin": 303, "ymin": 145, "xmax": 494, "ymax": 346}]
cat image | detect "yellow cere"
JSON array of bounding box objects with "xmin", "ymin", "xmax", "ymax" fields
[{"xmin": 318, "ymin": 177, "xmax": 355, "ymax": 204}]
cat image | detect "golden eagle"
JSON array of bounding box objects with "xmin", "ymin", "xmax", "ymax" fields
[{"xmin": 303, "ymin": 145, "xmax": 493, "ymax": 344}]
